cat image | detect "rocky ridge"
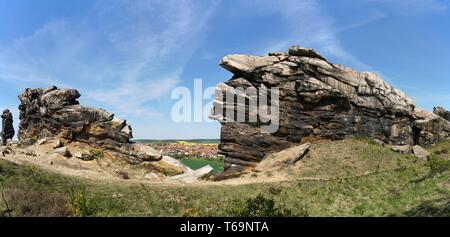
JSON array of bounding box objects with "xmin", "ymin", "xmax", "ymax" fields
[
  {"xmin": 17, "ymin": 86, "xmax": 164, "ymax": 164},
  {"xmin": 211, "ymin": 46, "xmax": 450, "ymax": 173},
  {"xmin": 12, "ymin": 86, "xmax": 214, "ymax": 182}
]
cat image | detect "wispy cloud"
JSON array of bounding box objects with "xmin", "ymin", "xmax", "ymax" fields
[
  {"xmin": 0, "ymin": 0, "xmax": 220, "ymax": 118},
  {"xmin": 368, "ymin": 0, "xmax": 448, "ymax": 14},
  {"xmin": 337, "ymin": 10, "xmax": 387, "ymax": 32},
  {"xmin": 0, "ymin": 21, "xmax": 72, "ymax": 87},
  {"xmin": 247, "ymin": 0, "xmax": 374, "ymax": 71}
]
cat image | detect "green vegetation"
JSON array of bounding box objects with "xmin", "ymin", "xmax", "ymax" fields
[
  {"xmin": 1, "ymin": 138, "xmax": 449, "ymax": 217},
  {"xmin": 181, "ymin": 158, "xmax": 224, "ymax": 174},
  {"xmin": 67, "ymin": 186, "xmax": 99, "ymax": 217},
  {"xmin": 228, "ymin": 193, "xmax": 307, "ymax": 217},
  {"xmin": 90, "ymin": 149, "xmax": 104, "ymax": 159}
]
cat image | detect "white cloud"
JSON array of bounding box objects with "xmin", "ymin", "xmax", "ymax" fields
[
  {"xmin": 0, "ymin": 0, "xmax": 220, "ymax": 118},
  {"xmin": 248, "ymin": 0, "xmax": 374, "ymax": 71},
  {"xmin": 85, "ymin": 70, "xmax": 181, "ymax": 117}
]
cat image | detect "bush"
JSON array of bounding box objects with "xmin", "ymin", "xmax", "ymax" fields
[
  {"xmin": 67, "ymin": 186, "xmax": 98, "ymax": 217},
  {"xmin": 1, "ymin": 183, "xmax": 71, "ymax": 217},
  {"xmin": 427, "ymin": 156, "xmax": 450, "ymax": 176},
  {"xmin": 267, "ymin": 186, "xmax": 282, "ymax": 196},
  {"xmin": 181, "ymin": 207, "xmax": 203, "ymax": 217},
  {"xmin": 228, "ymin": 193, "xmax": 305, "ymax": 217},
  {"xmin": 353, "ymin": 136, "xmax": 370, "ymax": 142},
  {"xmin": 90, "ymin": 149, "xmax": 104, "ymax": 159}
]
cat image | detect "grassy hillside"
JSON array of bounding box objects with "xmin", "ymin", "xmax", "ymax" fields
[{"xmin": 1, "ymin": 138, "xmax": 449, "ymax": 217}]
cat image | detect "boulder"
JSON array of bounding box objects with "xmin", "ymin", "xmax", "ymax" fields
[
  {"xmin": 168, "ymin": 165, "xmax": 214, "ymax": 183},
  {"xmin": 142, "ymin": 160, "xmax": 185, "ymax": 176},
  {"xmin": 391, "ymin": 145, "xmax": 412, "ymax": 154},
  {"xmin": 288, "ymin": 45, "xmax": 326, "ymax": 61},
  {"xmin": 74, "ymin": 151, "xmax": 94, "ymax": 161},
  {"xmin": 372, "ymin": 139, "xmax": 386, "ymax": 146},
  {"xmin": 0, "ymin": 146, "xmax": 14, "ymax": 156},
  {"xmin": 53, "ymin": 147, "xmax": 71, "ymax": 158},
  {"xmin": 160, "ymin": 156, "xmax": 193, "ymax": 172},
  {"xmin": 128, "ymin": 143, "xmax": 162, "ymax": 161},
  {"xmin": 258, "ymin": 143, "xmax": 311, "ymax": 171},
  {"xmin": 19, "ymin": 149, "xmax": 37, "ymax": 157},
  {"xmin": 433, "ymin": 106, "xmax": 446, "ymax": 117},
  {"xmin": 412, "ymin": 145, "xmax": 430, "ymax": 159},
  {"xmin": 211, "ymin": 45, "xmax": 450, "ymax": 172},
  {"xmin": 220, "ymin": 55, "xmax": 279, "ymax": 76},
  {"xmin": 37, "ymin": 137, "xmax": 51, "ymax": 145},
  {"xmin": 413, "ymin": 109, "xmax": 450, "ymax": 146},
  {"xmin": 433, "ymin": 106, "xmax": 450, "ymax": 121},
  {"xmin": 137, "ymin": 156, "xmax": 190, "ymax": 176},
  {"xmin": 114, "ymin": 169, "xmax": 129, "ymax": 179},
  {"xmin": 53, "ymin": 139, "xmax": 64, "ymax": 149}
]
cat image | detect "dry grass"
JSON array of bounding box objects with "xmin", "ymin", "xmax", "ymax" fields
[
  {"xmin": 0, "ymin": 137, "xmax": 449, "ymax": 217},
  {"xmin": 1, "ymin": 182, "xmax": 71, "ymax": 217}
]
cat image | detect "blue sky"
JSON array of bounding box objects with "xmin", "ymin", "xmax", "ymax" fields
[{"xmin": 0, "ymin": 0, "xmax": 449, "ymax": 139}]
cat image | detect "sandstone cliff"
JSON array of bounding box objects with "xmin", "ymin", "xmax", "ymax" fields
[
  {"xmin": 211, "ymin": 46, "xmax": 450, "ymax": 173},
  {"xmin": 18, "ymin": 86, "xmax": 161, "ymax": 164}
]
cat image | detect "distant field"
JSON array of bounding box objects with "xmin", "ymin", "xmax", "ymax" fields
[
  {"xmin": 181, "ymin": 158, "xmax": 224, "ymax": 174},
  {"xmin": 135, "ymin": 139, "xmax": 219, "ymax": 144}
]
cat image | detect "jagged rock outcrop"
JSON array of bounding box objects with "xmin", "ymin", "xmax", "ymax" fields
[
  {"xmin": 18, "ymin": 86, "xmax": 161, "ymax": 164},
  {"xmin": 413, "ymin": 108, "xmax": 450, "ymax": 146},
  {"xmin": 433, "ymin": 106, "xmax": 450, "ymax": 121},
  {"xmin": 211, "ymin": 46, "xmax": 450, "ymax": 172}
]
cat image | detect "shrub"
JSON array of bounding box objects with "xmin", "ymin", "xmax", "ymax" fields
[
  {"xmin": 2, "ymin": 183, "xmax": 71, "ymax": 217},
  {"xmin": 67, "ymin": 186, "xmax": 98, "ymax": 217},
  {"xmin": 267, "ymin": 186, "xmax": 282, "ymax": 196},
  {"xmin": 181, "ymin": 207, "xmax": 203, "ymax": 217},
  {"xmin": 90, "ymin": 149, "xmax": 104, "ymax": 159},
  {"xmin": 116, "ymin": 171, "xmax": 129, "ymax": 180},
  {"xmin": 353, "ymin": 136, "xmax": 370, "ymax": 142},
  {"xmin": 427, "ymin": 155, "xmax": 450, "ymax": 176},
  {"xmin": 228, "ymin": 193, "xmax": 305, "ymax": 217}
]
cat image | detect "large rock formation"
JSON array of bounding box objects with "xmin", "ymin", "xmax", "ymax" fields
[
  {"xmin": 18, "ymin": 86, "xmax": 161, "ymax": 164},
  {"xmin": 433, "ymin": 106, "xmax": 450, "ymax": 121},
  {"xmin": 211, "ymin": 46, "xmax": 450, "ymax": 172}
]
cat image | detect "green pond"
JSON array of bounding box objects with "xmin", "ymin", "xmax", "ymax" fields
[{"xmin": 181, "ymin": 158, "xmax": 224, "ymax": 173}]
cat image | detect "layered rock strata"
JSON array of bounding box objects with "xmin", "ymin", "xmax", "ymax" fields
[
  {"xmin": 18, "ymin": 86, "xmax": 161, "ymax": 164},
  {"xmin": 211, "ymin": 46, "xmax": 450, "ymax": 172}
]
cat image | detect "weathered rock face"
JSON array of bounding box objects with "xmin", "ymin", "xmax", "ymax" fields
[
  {"xmin": 18, "ymin": 86, "xmax": 132, "ymax": 145},
  {"xmin": 18, "ymin": 86, "xmax": 161, "ymax": 164},
  {"xmin": 211, "ymin": 46, "xmax": 450, "ymax": 172},
  {"xmin": 413, "ymin": 108, "xmax": 450, "ymax": 146},
  {"xmin": 433, "ymin": 106, "xmax": 450, "ymax": 121}
]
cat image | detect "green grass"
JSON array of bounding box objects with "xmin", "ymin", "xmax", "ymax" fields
[
  {"xmin": 1, "ymin": 137, "xmax": 449, "ymax": 217},
  {"xmin": 181, "ymin": 158, "xmax": 224, "ymax": 174}
]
